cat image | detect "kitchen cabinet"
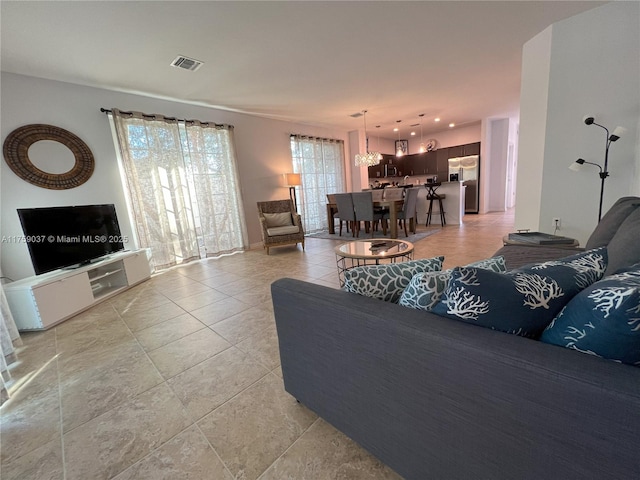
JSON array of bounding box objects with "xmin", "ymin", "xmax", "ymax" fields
[
  {"xmin": 425, "ymin": 151, "xmax": 438, "ymax": 175},
  {"xmin": 436, "ymin": 148, "xmax": 450, "ymax": 182},
  {"xmin": 367, "ymin": 141, "xmax": 481, "ymax": 181},
  {"xmin": 368, "ymin": 161, "xmax": 384, "ymax": 178},
  {"xmin": 404, "ymin": 153, "xmax": 427, "ymax": 176},
  {"xmin": 368, "ymin": 155, "xmax": 398, "ymax": 178},
  {"xmin": 386, "ymin": 155, "xmax": 403, "ymax": 177},
  {"xmin": 448, "ymin": 142, "xmax": 480, "ymax": 158}
]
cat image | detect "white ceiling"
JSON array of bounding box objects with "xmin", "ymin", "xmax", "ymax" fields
[{"xmin": 1, "ymin": 1, "xmax": 605, "ymax": 138}]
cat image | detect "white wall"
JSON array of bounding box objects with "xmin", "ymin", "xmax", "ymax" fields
[
  {"xmin": 370, "ymin": 123, "xmax": 482, "ymax": 156},
  {"xmin": 422, "ymin": 123, "xmax": 482, "ymax": 151},
  {"xmin": 514, "ymin": 26, "xmax": 553, "ymax": 230},
  {"xmin": 486, "ymin": 118, "xmax": 510, "ymax": 212},
  {"xmin": 516, "ymin": 2, "xmax": 640, "ymax": 244},
  {"xmin": 1, "ymin": 73, "xmax": 351, "ymax": 280}
]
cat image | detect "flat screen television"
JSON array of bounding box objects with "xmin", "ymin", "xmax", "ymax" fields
[{"xmin": 17, "ymin": 204, "xmax": 125, "ymax": 275}]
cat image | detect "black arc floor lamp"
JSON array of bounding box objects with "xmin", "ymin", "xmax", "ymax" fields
[{"xmin": 569, "ymin": 116, "xmax": 626, "ymax": 222}]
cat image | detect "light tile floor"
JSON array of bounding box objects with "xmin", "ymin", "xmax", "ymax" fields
[{"xmin": 1, "ymin": 210, "xmax": 514, "ymax": 480}]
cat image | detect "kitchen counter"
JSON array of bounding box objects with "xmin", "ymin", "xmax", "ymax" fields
[{"xmin": 415, "ymin": 181, "xmax": 466, "ymax": 226}]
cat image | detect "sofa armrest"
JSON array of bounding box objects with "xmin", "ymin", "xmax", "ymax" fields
[
  {"xmin": 272, "ymin": 277, "xmax": 640, "ymax": 480},
  {"xmin": 257, "ymin": 214, "xmax": 270, "ymax": 241}
]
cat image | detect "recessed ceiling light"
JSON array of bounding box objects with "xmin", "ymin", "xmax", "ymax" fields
[
  {"xmin": 393, "ymin": 128, "xmax": 399, "ymax": 132},
  {"xmin": 410, "ymin": 131, "xmax": 416, "ymax": 136},
  {"xmin": 434, "ymin": 118, "xmax": 441, "ymax": 122},
  {"xmin": 449, "ymin": 123, "xmax": 455, "ymax": 128}
]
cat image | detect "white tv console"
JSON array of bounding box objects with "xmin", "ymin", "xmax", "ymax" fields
[{"xmin": 5, "ymin": 250, "xmax": 152, "ymax": 331}]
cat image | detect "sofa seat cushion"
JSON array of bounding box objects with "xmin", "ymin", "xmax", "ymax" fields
[
  {"xmin": 605, "ymin": 206, "xmax": 640, "ymax": 275},
  {"xmin": 263, "ymin": 212, "xmax": 293, "ymax": 228},
  {"xmin": 266, "ymin": 225, "xmax": 300, "ymax": 236},
  {"xmin": 399, "ymin": 256, "xmax": 506, "ymax": 311},
  {"xmin": 343, "ymin": 256, "xmax": 444, "ymax": 303},
  {"xmin": 431, "ymin": 248, "xmax": 608, "ymax": 338},
  {"xmin": 540, "ymin": 264, "xmax": 640, "ymax": 366}
]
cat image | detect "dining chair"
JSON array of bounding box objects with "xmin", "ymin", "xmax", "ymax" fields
[
  {"xmin": 383, "ymin": 187, "xmax": 404, "ymax": 201},
  {"xmin": 396, "ymin": 187, "xmax": 420, "ymax": 236},
  {"xmin": 352, "ymin": 191, "xmax": 387, "ymax": 237},
  {"xmin": 333, "ymin": 193, "xmax": 356, "ymax": 236},
  {"xmin": 327, "ymin": 193, "xmax": 347, "ymax": 234},
  {"xmin": 370, "ymin": 188, "xmax": 388, "ymax": 217},
  {"xmin": 371, "ymin": 189, "xmax": 384, "ymax": 202}
]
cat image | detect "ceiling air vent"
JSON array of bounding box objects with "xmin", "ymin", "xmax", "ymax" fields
[{"xmin": 170, "ymin": 55, "xmax": 204, "ymax": 72}]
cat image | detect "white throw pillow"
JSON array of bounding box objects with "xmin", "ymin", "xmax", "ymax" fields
[{"xmin": 263, "ymin": 212, "xmax": 293, "ymax": 228}]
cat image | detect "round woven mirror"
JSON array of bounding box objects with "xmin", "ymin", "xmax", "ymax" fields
[{"xmin": 2, "ymin": 124, "xmax": 95, "ymax": 189}]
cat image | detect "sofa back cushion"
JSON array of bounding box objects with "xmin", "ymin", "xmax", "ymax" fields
[
  {"xmin": 540, "ymin": 264, "xmax": 640, "ymax": 366},
  {"xmin": 605, "ymin": 207, "xmax": 640, "ymax": 275},
  {"xmin": 585, "ymin": 196, "xmax": 640, "ymax": 250}
]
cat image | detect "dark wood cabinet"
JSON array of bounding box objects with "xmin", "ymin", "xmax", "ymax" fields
[
  {"xmin": 367, "ymin": 161, "xmax": 384, "ymax": 178},
  {"xmin": 425, "ymin": 151, "xmax": 438, "ymax": 174},
  {"xmin": 366, "ymin": 142, "xmax": 480, "ymax": 181},
  {"xmin": 446, "ymin": 145, "xmax": 463, "ymax": 158},
  {"xmin": 387, "ymin": 155, "xmax": 403, "ymax": 177},
  {"xmin": 463, "ymin": 142, "xmax": 480, "ymax": 156},
  {"xmin": 436, "ymin": 148, "xmax": 450, "ymax": 182},
  {"xmin": 367, "ymin": 155, "xmax": 404, "ymax": 178},
  {"xmin": 448, "ymin": 142, "xmax": 480, "ymax": 158},
  {"xmin": 404, "ymin": 153, "xmax": 427, "ymax": 176}
]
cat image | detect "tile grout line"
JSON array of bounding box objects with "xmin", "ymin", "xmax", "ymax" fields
[
  {"xmin": 70, "ymin": 300, "xmax": 200, "ymax": 479},
  {"xmin": 193, "ymin": 370, "xmax": 281, "ymax": 479},
  {"xmin": 255, "ymin": 416, "xmax": 322, "ymax": 480},
  {"xmin": 54, "ymin": 326, "xmax": 68, "ymax": 480}
]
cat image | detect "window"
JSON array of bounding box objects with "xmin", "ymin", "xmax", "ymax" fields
[
  {"xmin": 110, "ymin": 109, "xmax": 248, "ymax": 271},
  {"xmin": 290, "ymin": 135, "xmax": 345, "ymax": 233}
]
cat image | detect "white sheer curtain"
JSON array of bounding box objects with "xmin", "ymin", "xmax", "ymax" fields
[
  {"xmin": 111, "ymin": 109, "xmax": 248, "ymax": 271},
  {"xmin": 1, "ymin": 273, "xmax": 21, "ymax": 406},
  {"xmin": 181, "ymin": 121, "xmax": 248, "ymax": 256},
  {"xmin": 290, "ymin": 135, "xmax": 346, "ymax": 233}
]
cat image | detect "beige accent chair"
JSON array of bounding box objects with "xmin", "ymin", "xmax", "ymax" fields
[{"xmin": 257, "ymin": 199, "xmax": 305, "ymax": 254}]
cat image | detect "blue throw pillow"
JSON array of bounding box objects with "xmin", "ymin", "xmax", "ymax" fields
[
  {"xmin": 399, "ymin": 256, "xmax": 506, "ymax": 311},
  {"xmin": 431, "ymin": 248, "xmax": 608, "ymax": 338},
  {"xmin": 343, "ymin": 256, "xmax": 444, "ymax": 303},
  {"xmin": 540, "ymin": 264, "xmax": 640, "ymax": 366}
]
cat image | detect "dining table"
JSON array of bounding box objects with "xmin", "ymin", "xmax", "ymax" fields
[{"xmin": 326, "ymin": 199, "xmax": 404, "ymax": 239}]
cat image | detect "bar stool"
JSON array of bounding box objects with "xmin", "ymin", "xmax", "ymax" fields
[{"xmin": 425, "ymin": 183, "xmax": 446, "ymax": 226}]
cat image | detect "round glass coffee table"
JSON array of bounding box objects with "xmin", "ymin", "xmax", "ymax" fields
[{"xmin": 335, "ymin": 239, "xmax": 414, "ymax": 287}]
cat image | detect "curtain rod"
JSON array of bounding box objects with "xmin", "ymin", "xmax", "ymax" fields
[
  {"xmin": 290, "ymin": 133, "xmax": 343, "ymax": 143},
  {"xmin": 100, "ymin": 108, "xmax": 233, "ymax": 129}
]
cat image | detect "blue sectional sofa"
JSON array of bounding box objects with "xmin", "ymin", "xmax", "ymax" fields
[{"xmin": 271, "ymin": 197, "xmax": 640, "ymax": 480}]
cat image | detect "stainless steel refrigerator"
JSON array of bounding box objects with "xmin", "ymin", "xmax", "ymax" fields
[{"xmin": 448, "ymin": 155, "xmax": 480, "ymax": 213}]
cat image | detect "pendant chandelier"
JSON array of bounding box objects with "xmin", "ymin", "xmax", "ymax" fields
[{"xmin": 354, "ymin": 110, "xmax": 382, "ymax": 167}]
